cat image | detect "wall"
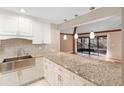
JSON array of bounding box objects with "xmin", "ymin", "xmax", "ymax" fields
[
  {"xmin": 51, "ymin": 24, "xmax": 60, "ymax": 51},
  {"xmin": 60, "ymin": 34, "xmax": 73, "ymax": 52},
  {"xmin": 0, "ymin": 39, "xmax": 59, "ymax": 63},
  {"xmin": 107, "ymin": 31, "xmax": 122, "ymax": 60},
  {"xmin": 0, "ymin": 24, "xmax": 60, "ymax": 63}
]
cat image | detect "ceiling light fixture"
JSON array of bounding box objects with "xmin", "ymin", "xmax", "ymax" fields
[
  {"xmin": 63, "ymin": 34, "xmax": 67, "ymax": 40},
  {"xmin": 74, "ymin": 33, "xmax": 78, "ymax": 39},
  {"xmin": 90, "ymin": 31, "xmax": 95, "ymax": 39},
  {"xmin": 20, "ymin": 8, "xmax": 26, "ymax": 13}
]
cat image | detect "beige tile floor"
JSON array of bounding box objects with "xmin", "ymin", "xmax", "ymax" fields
[{"xmin": 28, "ymin": 79, "xmax": 49, "ymax": 86}]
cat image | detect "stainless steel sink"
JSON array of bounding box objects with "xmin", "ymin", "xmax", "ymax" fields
[
  {"xmin": 0, "ymin": 56, "xmax": 35, "ymax": 73},
  {"xmin": 0, "ymin": 62, "xmax": 13, "ymax": 72},
  {"xmin": 2, "ymin": 55, "xmax": 33, "ymax": 63}
]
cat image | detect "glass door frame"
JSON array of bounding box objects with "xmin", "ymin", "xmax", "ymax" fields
[{"xmin": 77, "ymin": 35, "xmax": 107, "ymax": 56}]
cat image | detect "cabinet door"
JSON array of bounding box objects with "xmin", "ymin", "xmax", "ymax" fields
[
  {"xmin": 0, "ymin": 10, "xmax": 18, "ymax": 35},
  {"xmin": 54, "ymin": 63, "xmax": 65, "ymax": 86},
  {"xmin": 21, "ymin": 67, "xmax": 35, "ymax": 84},
  {"xmin": 0, "ymin": 72, "xmax": 19, "ymax": 86},
  {"xmin": 46, "ymin": 59, "xmax": 55, "ymax": 85},
  {"xmin": 19, "ymin": 16, "xmax": 32, "ymax": 36},
  {"xmin": 32, "ymin": 20, "xmax": 44, "ymax": 44},
  {"xmin": 34, "ymin": 57, "xmax": 44, "ymax": 79},
  {"xmin": 42, "ymin": 23, "xmax": 51, "ymax": 44},
  {"xmin": 62, "ymin": 69, "xmax": 71, "ymax": 86},
  {"xmin": 43, "ymin": 58, "xmax": 48, "ymax": 80},
  {"xmin": 43, "ymin": 58, "xmax": 55, "ymax": 85}
]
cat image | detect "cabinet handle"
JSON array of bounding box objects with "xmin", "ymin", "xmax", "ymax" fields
[{"xmin": 58, "ymin": 74, "xmax": 62, "ymax": 82}]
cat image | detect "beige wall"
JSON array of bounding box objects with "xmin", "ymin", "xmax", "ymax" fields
[
  {"xmin": 107, "ymin": 31, "xmax": 122, "ymax": 60},
  {"xmin": 51, "ymin": 24, "xmax": 60, "ymax": 51},
  {"xmin": 60, "ymin": 34, "xmax": 73, "ymax": 52},
  {"xmin": 0, "ymin": 39, "xmax": 59, "ymax": 63}
]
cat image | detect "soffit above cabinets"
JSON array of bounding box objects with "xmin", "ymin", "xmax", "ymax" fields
[{"xmin": 2, "ymin": 7, "xmax": 99, "ymax": 24}]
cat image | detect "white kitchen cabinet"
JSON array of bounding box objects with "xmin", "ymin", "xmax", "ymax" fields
[
  {"xmin": 0, "ymin": 71, "xmax": 19, "ymax": 86},
  {"xmin": 43, "ymin": 58, "xmax": 55, "ymax": 85},
  {"xmin": 0, "ymin": 10, "xmax": 18, "ymax": 35},
  {"xmin": 54, "ymin": 63, "xmax": 64, "ymax": 86},
  {"xmin": 21, "ymin": 67, "xmax": 35, "ymax": 85},
  {"xmin": 54, "ymin": 63, "xmax": 71, "ymax": 86},
  {"xmin": 32, "ymin": 19, "xmax": 51, "ymax": 44},
  {"xmin": 34, "ymin": 57, "xmax": 44, "ymax": 79},
  {"xmin": 18, "ymin": 16, "xmax": 32, "ymax": 36},
  {"xmin": 32, "ymin": 20, "xmax": 44, "ymax": 44},
  {"xmin": 42, "ymin": 23, "xmax": 51, "ymax": 44},
  {"xmin": 44, "ymin": 58, "xmax": 70, "ymax": 86}
]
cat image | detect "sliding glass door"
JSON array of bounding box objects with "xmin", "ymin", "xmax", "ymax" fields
[
  {"xmin": 77, "ymin": 37, "xmax": 90, "ymax": 54},
  {"xmin": 77, "ymin": 35, "xmax": 107, "ymax": 56}
]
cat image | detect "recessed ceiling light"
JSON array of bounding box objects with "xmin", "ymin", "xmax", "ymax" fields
[{"xmin": 20, "ymin": 8, "xmax": 26, "ymax": 13}]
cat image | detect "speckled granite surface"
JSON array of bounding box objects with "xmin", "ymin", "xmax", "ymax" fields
[{"xmin": 45, "ymin": 52, "xmax": 121, "ymax": 86}]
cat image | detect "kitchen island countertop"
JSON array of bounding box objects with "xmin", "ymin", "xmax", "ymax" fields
[{"xmin": 44, "ymin": 52, "xmax": 121, "ymax": 86}]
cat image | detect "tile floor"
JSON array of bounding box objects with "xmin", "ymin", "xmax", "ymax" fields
[{"xmin": 28, "ymin": 79, "xmax": 49, "ymax": 86}]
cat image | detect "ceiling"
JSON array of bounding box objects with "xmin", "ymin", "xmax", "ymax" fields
[
  {"xmin": 2, "ymin": 7, "xmax": 98, "ymax": 24},
  {"xmin": 61, "ymin": 16, "xmax": 121, "ymax": 34}
]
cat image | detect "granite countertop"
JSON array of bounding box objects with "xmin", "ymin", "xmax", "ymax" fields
[
  {"xmin": 0, "ymin": 52, "xmax": 121, "ymax": 85},
  {"xmin": 45, "ymin": 52, "xmax": 121, "ymax": 86}
]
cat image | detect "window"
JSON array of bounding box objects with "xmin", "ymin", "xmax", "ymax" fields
[{"xmin": 77, "ymin": 35, "xmax": 107, "ymax": 56}]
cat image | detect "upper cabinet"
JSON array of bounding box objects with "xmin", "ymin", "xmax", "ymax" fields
[
  {"xmin": 0, "ymin": 10, "xmax": 18, "ymax": 35},
  {"xmin": 32, "ymin": 20, "xmax": 43, "ymax": 44},
  {"xmin": 0, "ymin": 9, "xmax": 51, "ymax": 43},
  {"xmin": 42, "ymin": 23, "xmax": 51, "ymax": 44},
  {"xmin": 18, "ymin": 16, "xmax": 32, "ymax": 36},
  {"xmin": 32, "ymin": 19, "xmax": 51, "ymax": 44}
]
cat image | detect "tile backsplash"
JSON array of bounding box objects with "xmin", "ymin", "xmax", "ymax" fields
[{"xmin": 0, "ymin": 38, "xmax": 58, "ymax": 62}]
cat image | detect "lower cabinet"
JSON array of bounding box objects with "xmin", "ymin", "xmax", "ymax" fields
[
  {"xmin": 0, "ymin": 72, "xmax": 19, "ymax": 86},
  {"xmin": 34, "ymin": 57, "xmax": 44, "ymax": 79},
  {"xmin": 21, "ymin": 67, "xmax": 35, "ymax": 85},
  {"xmin": 43, "ymin": 58, "xmax": 95, "ymax": 86},
  {"xmin": 0, "ymin": 57, "xmax": 44, "ymax": 86},
  {"xmin": 43, "ymin": 58, "xmax": 55, "ymax": 85}
]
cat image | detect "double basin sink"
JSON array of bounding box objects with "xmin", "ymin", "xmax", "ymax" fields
[{"xmin": 0, "ymin": 55, "xmax": 35, "ymax": 73}]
